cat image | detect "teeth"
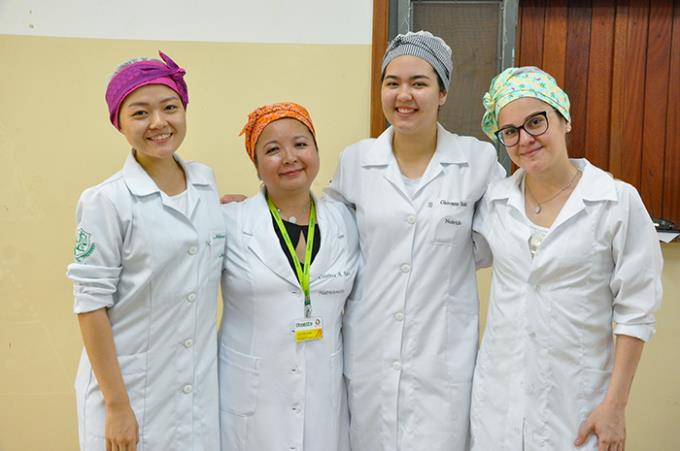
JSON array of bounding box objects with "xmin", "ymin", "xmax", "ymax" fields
[
  {"xmin": 150, "ymin": 133, "xmax": 171, "ymax": 141},
  {"xmin": 397, "ymin": 108, "xmax": 415, "ymax": 113}
]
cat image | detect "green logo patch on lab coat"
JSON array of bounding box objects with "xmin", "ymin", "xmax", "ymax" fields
[{"xmin": 74, "ymin": 228, "xmax": 96, "ymax": 262}]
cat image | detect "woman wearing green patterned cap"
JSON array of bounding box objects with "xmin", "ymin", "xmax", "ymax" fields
[{"xmin": 470, "ymin": 66, "xmax": 663, "ymax": 450}]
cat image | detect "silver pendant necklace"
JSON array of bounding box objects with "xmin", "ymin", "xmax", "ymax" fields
[
  {"xmin": 526, "ymin": 169, "xmax": 580, "ymax": 214},
  {"xmin": 278, "ymin": 208, "xmax": 307, "ymax": 224},
  {"xmin": 278, "ymin": 209, "xmax": 298, "ymax": 224}
]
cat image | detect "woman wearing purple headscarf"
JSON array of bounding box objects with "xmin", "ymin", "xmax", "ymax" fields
[{"xmin": 67, "ymin": 51, "xmax": 223, "ymax": 451}]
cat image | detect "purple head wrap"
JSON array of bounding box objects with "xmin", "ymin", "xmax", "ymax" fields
[{"xmin": 105, "ymin": 51, "xmax": 189, "ymax": 129}]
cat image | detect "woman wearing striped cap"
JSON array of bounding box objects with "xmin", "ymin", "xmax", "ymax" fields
[{"xmin": 327, "ymin": 31, "xmax": 505, "ymax": 451}]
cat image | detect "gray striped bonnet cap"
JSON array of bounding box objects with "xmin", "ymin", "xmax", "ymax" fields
[{"xmin": 381, "ymin": 30, "xmax": 453, "ymax": 91}]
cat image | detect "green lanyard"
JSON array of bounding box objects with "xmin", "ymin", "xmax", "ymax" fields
[{"xmin": 267, "ymin": 194, "xmax": 317, "ymax": 318}]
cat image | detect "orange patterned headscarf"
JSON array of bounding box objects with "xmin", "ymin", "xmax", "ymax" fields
[{"xmin": 240, "ymin": 102, "xmax": 316, "ymax": 162}]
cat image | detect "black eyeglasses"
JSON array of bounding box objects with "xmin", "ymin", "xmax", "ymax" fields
[{"xmin": 495, "ymin": 111, "xmax": 549, "ymax": 147}]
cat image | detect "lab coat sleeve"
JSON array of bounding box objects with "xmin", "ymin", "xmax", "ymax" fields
[
  {"xmin": 609, "ymin": 183, "xmax": 663, "ymax": 342},
  {"xmin": 67, "ymin": 187, "xmax": 125, "ymax": 314},
  {"xmin": 221, "ymin": 202, "xmax": 239, "ymax": 272},
  {"xmin": 472, "ymin": 194, "xmax": 493, "ymax": 269},
  {"xmin": 325, "ymin": 148, "xmax": 355, "ymax": 210},
  {"xmin": 472, "ymin": 151, "xmax": 504, "ymax": 269}
]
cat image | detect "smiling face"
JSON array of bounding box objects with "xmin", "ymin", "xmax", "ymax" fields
[
  {"xmin": 497, "ymin": 97, "xmax": 571, "ymax": 173},
  {"xmin": 118, "ymin": 84, "xmax": 186, "ymax": 165},
  {"xmin": 254, "ymin": 118, "xmax": 320, "ymax": 197},
  {"xmin": 381, "ymin": 55, "xmax": 447, "ymax": 137}
]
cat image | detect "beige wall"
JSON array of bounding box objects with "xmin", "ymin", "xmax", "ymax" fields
[
  {"xmin": 0, "ymin": 34, "xmax": 371, "ymax": 450},
  {"xmin": 1, "ymin": 34, "xmax": 678, "ymax": 451}
]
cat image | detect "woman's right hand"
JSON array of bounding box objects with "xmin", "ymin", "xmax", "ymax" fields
[
  {"xmin": 220, "ymin": 193, "xmax": 247, "ymax": 204},
  {"xmin": 105, "ymin": 403, "xmax": 139, "ymax": 451}
]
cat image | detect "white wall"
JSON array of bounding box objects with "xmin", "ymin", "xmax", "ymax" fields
[{"xmin": 0, "ymin": 0, "xmax": 372, "ymax": 44}]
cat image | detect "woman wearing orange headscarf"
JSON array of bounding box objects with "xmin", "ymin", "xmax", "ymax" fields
[{"xmin": 217, "ymin": 102, "xmax": 359, "ymax": 451}]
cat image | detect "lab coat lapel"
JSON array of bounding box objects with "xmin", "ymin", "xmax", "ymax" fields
[
  {"xmin": 543, "ymin": 159, "xmax": 616, "ymax": 235},
  {"xmin": 176, "ymin": 156, "xmax": 206, "ymax": 220},
  {"xmin": 122, "ymin": 151, "xmax": 161, "ymax": 198},
  {"xmin": 415, "ymin": 152, "xmax": 444, "ymax": 195},
  {"xmin": 383, "ymin": 160, "xmax": 412, "ymax": 202},
  {"xmin": 122, "ymin": 152, "xmax": 205, "ymax": 221},
  {"xmin": 245, "ymin": 192, "xmax": 300, "ymax": 288},
  {"xmin": 362, "ymin": 127, "xmax": 412, "ymax": 203},
  {"xmin": 487, "ymin": 169, "xmax": 534, "ymax": 261},
  {"xmin": 546, "ymin": 188, "xmax": 585, "ymax": 234},
  {"xmin": 415, "ymin": 124, "xmax": 468, "ymax": 194},
  {"xmin": 488, "ymin": 168, "xmax": 529, "ymax": 227},
  {"xmin": 309, "ymin": 197, "xmax": 339, "ymax": 281}
]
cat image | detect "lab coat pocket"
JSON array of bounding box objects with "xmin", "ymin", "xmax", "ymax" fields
[
  {"xmin": 432, "ymin": 205, "xmax": 471, "ymax": 246},
  {"xmin": 219, "ymin": 346, "xmax": 260, "ymax": 416},
  {"xmin": 84, "ymin": 352, "xmax": 147, "ymax": 439},
  {"xmin": 445, "ymin": 299, "xmax": 478, "ymax": 383}
]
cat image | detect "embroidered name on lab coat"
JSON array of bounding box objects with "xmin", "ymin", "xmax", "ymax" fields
[
  {"xmin": 318, "ymin": 270, "xmax": 352, "ymax": 279},
  {"xmin": 320, "ymin": 289, "xmax": 345, "ymax": 295},
  {"xmin": 440, "ymin": 200, "xmax": 468, "ymax": 207},
  {"xmin": 444, "ymin": 217, "xmax": 462, "ymax": 225}
]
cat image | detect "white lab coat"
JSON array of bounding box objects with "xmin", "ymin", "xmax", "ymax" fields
[
  {"xmin": 326, "ymin": 124, "xmax": 505, "ymax": 451},
  {"xmin": 67, "ymin": 153, "xmax": 223, "ymax": 451},
  {"xmin": 218, "ymin": 191, "xmax": 359, "ymax": 451},
  {"xmin": 470, "ymin": 159, "xmax": 663, "ymax": 450}
]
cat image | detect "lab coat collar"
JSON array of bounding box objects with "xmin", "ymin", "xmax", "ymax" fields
[
  {"xmin": 122, "ymin": 151, "xmax": 211, "ymax": 219},
  {"xmin": 244, "ymin": 189, "xmax": 338, "ymax": 289},
  {"xmin": 486, "ymin": 166, "xmax": 525, "ymax": 212},
  {"xmin": 362, "ymin": 124, "xmax": 469, "ymax": 200},
  {"xmin": 122, "ymin": 151, "xmax": 211, "ymax": 196},
  {"xmin": 122, "ymin": 152, "xmax": 160, "ymax": 196},
  {"xmin": 571, "ymin": 158, "xmax": 618, "ymax": 202},
  {"xmin": 548, "ymin": 159, "xmax": 618, "ymax": 232},
  {"xmin": 487, "ymin": 158, "xmax": 620, "ymax": 243},
  {"xmin": 486, "ymin": 158, "xmax": 616, "ymax": 204},
  {"xmin": 360, "ymin": 123, "xmax": 468, "ymax": 167}
]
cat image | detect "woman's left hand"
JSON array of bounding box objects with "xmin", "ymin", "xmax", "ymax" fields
[{"xmin": 574, "ymin": 401, "xmax": 626, "ymax": 451}]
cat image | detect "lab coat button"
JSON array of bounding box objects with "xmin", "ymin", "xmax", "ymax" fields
[
  {"xmin": 188, "ymin": 246, "xmax": 198, "ymax": 255},
  {"xmin": 186, "ymin": 292, "xmax": 197, "ymax": 303},
  {"xmin": 392, "ymin": 360, "xmax": 401, "ymax": 371},
  {"xmin": 400, "ymin": 264, "xmax": 411, "ymax": 273},
  {"xmin": 394, "ymin": 312, "xmax": 404, "ymax": 321},
  {"xmin": 407, "ymin": 215, "xmax": 416, "ymax": 224},
  {"xmin": 182, "ymin": 384, "xmax": 193, "ymax": 394},
  {"xmin": 183, "ymin": 339, "xmax": 193, "ymax": 348}
]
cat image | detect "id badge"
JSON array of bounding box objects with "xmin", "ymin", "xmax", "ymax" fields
[{"xmin": 294, "ymin": 317, "xmax": 323, "ymax": 343}]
